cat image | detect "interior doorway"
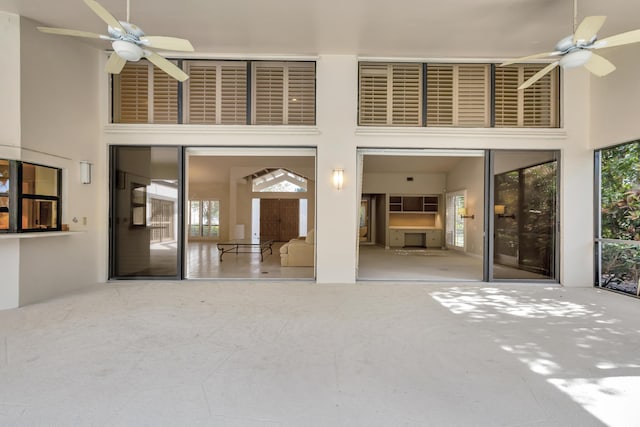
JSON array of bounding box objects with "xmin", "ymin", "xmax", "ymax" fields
[
  {"xmin": 356, "ymin": 149, "xmax": 485, "ymax": 281},
  {"xmin": 184, "ymin": 147, "xmax": 316, "ymax": 280}
]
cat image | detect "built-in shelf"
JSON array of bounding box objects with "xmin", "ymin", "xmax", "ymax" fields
[
  {"xmin": 0, "ymin": 231, "xmax": 84, "ymax": 240},
  {"xmin": 389, "ymin": 195, "xmax": 439, "ymax": 213}
]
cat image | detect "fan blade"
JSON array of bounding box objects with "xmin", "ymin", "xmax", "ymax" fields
[
  {"xmin": 500, "ymin": 52, "xmax": 560, "ymax": 67},
  {"xmin": 145, "ymin": 51, "xmax": 189, "ymax": 82},
  {"xmin": 594, "ymin": 29, "xmax": 640, "ymax": 50},
  {"xmin": 105, "ymin": 52, "xmax": 127, "ymax": 74},
  {"xmin": 573, "ymin": 16, "xmax": 607, "ymax": 44},
  {"xmin": 140, "ymin": 36, "xmax": 194, "ymax": 52},
  {"xmin": 37, "ymin": 27, "xmax": 110, "ymax": 40},
  {"xmin": 518, "ymin": 61, "xmax": 559, "ymax": 90},
  {"xmin": 83, "ymin": 0, "xmax": 125, "ymax": 33},
  {"xmin": 584, "ymin": 53, "xmax": 616, "ymax": 77}
]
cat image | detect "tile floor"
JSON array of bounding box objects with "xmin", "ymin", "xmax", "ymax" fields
[{"xmin": 0, "ymin": 281, "xmax": 638, "ymax": 426}]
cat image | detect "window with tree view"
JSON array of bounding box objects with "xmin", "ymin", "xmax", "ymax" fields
[{"xmin": 596, "ymin": 140, "xmax": 640, "ymax": 297}]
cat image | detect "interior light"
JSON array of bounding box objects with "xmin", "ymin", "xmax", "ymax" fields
[{"xmin": 332, "ymin": 169, "xmax": 344, "ymax": 190}]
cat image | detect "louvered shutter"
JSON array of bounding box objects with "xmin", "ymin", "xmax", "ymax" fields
[
  {"xmin": 426, "ymin": 65, "xmax": 454, "ymax": 126},
  {"xmin": 152, "ymin": 64, "xmax": 178, "ymax": 124},
  {"xmin": 494, "ymin": 66, "xmax": 519, "ymax": 127},
  {"xmin": 253, "ymin": 64, "xmax": 284, "ymax": 125},
  {"xmin": 359, "ymin": 63, "xmax": 389, "ymax": 125},
  {"xmin": 186, "ymin": 62, "xmax": 217, "ymax": 124},
  {"xmin": 522, "ymin": 65, "xmax": 557, "ymax": 127},
  {"xmin": 220, "ymin": 63, "xmax": 247, "ymax": 124},
  {"xmin": 392, "ymin": 63, "xmax": 422, "ymax": 126},
  {"xmin": 495, "ymin": 64, "xmax": 558, "ymax": 128},
  {"xmin": 457, "ymin": 64, "xmax": 490, "ymax": 127},
  {"xmin": 114, "ymin": 62, "xmax": 149, "ymax": 123},
  {"xmin": 287, "ymin": 63, "xmax": 315, "ymax": 125}
]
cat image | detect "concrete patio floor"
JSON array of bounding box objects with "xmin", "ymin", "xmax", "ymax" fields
[{"xmin": 0, "ymin": 281, "xmax": 638, "ymax": 426}]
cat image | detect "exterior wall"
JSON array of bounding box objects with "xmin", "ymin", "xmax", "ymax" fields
[
  {"xmin": 0, "ymin": 12, "xmax": 21, "ymax": 309},
  {"xmin": 104, "ymin": 55, "xmax": 595, "ymax": 287},
  {"xmin": 0, "ymin": 10, "xmax": 606, "ymax": 310},
  {"xmin": 590, "ymin": 45, "xmax": 640, "ymax": 149},
  {"xmin": 17, "ymin": 17, "xmax": 101, "ymax": 305}
]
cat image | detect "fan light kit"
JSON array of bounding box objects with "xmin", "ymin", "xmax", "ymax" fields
[
  {"xmin": 500, "ymin": 0, "xmax": 640, "ymax": 90},
  {"xmin": 37, "ymin": 0, "xmax": 194, "ymax": 81}
]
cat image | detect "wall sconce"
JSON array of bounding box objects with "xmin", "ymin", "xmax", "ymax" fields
[
  {"xmin": 332, "ymin": 168, "xmax": 344, "ymax": 190},
  {"xmin": 495, "ymin": 204, "xmax": 515, "ymax": 219},
  {"xmin": 458, "ymin": 207, "xmax": 474, "ymax": 219},
  {"xmin": 80, "ymin": 161, "xmax": 92, "ymax": 184}
]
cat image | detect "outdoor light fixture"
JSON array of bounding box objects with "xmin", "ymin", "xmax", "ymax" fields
[
  {"xmin": 332, "ymin": 168, "xmax": 344, "ymax": 190},
  {"xmin": 458, "ymin": 207, "xmax": 474, "ymax": 219},
  {"xmin": 80, "ymin": 161, "xmax": 92, "ymax": 184}
]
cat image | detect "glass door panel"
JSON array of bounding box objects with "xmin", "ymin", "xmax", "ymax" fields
[
  {"xmin": 491, "ymin": 150, "xmax": 559, "ymax": 281},
  {"xmin": 110, "ymin": 146, "xmax": 182, "ymax": 278}
]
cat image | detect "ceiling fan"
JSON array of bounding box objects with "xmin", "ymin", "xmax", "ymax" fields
[
  {"xmin": 37, "ymin": 0, "xmax": 194, "ymax": 81},
  {"xmin": 500, "ymin": 0, "xmax": 640, "ymax": 90}
]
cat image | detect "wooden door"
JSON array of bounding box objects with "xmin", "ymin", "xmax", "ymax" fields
[
  {"xmin": 260, "ymin": 199, "xmax": 299, "ymax": 241},
  {"xmin": 279, "ymin": 199, "xmax": 299, "ymax": 241},
  {"xmin": 260, "ymin": 199, "xmax": 281, "ymax": 241}
]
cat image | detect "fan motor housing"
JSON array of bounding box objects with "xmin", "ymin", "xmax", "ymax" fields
[{"xmin": 112, "ymin": 40, "xmax": 144, "ymax": 62}]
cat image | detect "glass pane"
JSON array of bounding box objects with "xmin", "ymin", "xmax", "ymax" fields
[
  {"xmin": 22, "ymin": 163, "xmax": 58, "ymax": 196},
  {"xmin": 111, "ymin": 146, "xmax": 180, "ymax": 278},
  {"xmin": 22, "ymin": 199, "xmax": 58, "ymax": 230},
  {"xmin": 493, "ymin": 150, "xmax": 558, "ymax": 280},
  {"xmin": 0, "ymin": 160, "xmax": 9, "ymax": 193},
  {"xmin": 600, "ymin": 141, "xmax": 640, "ymax": 241},
  {"xmin": 0, "ymin": 196, "xmax": 8, "ymax": 230},
  {"xmin": 600, "ymin": 242, "xmax": 640, "ymax": 296}
]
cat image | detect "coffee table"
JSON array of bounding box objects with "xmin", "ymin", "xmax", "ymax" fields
[{"xmin": 216, "ymin": 239, "xmax": 274, "ymax": 262}]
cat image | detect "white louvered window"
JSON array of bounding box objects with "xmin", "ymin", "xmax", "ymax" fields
[
  {"xmin": 426, "ymin": 64, "xmax": 490, "ymax": 127},
  {"xmin": 113, "ymin": 60, "xmax": 178, "ymax": 124},
  {"xmin": 252, "ymin": 62, "xmax": 316, "ymax": 125},
  {"xmin": 359, "ymin": 63, "xmax": 422, "ymax": 126},
  {"xmin": 184, "ymin": 61, "xmax": 247, "ymax": 124},
  {"xmin": 495, "ymin": 64, "xmax": 559, "ymax": 128}
]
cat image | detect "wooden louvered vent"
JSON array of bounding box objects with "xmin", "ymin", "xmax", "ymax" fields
[
  {"xmin": 391, "ymin": 63, "xmax": 422, "ymax": 126},
  {"xmin": 219, "ymin": 64, "xmax": 247, "ymax": 124},
  {"xmin": 457, "ymin": 64, "xmax": 490, "ymax": 127},
  {"xmin": 359, "ymin": 63, "xmax": 389, "ymax": 125},
  {"xmin": 152, "ymin": 65, "xmax": 178, "ymax": 124},
  {"xmin": 495, "ymin": 64, "xmax": 558, "ymax": 128},
  {"xmin": 426, "ymin": 65, "xmax": 454, "ymax": 126},
  {"xmin": 185, "ymin": 61, "xmax": 247, "ymax": 124},
  {"xmin": 114, "ymin": 62, "xmax": 149, "ymax": 123},
  {"xmin": 186, "ymin": 63, "xmax": 217, "ymax": 124},
  {"xmin": 287, "ymin": 63, "xmax": 316, "ymax": 125},
  {"xmin": 253, "ymin": 64, "xmax": 284, "ymax": 125}
]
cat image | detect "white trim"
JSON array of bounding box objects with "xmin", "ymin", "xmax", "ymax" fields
[
  {"xmin": 186, "ymin": 147, "xmax": 316, "ymax": 156},
  {"xmin": 357, "ymin": 148, "xmax": 484, "ymax": 157},
  {"xmin": 355, "ymin": 126, "xmax": 567, "ymax": 139},
  {"xmin": 0, "ymin": 231, "xmax": 83, "ymax": 240},
  {"xmin": 104, "ymin": 124, "xmax": 321, "ymax": 136},
  {"xmin": 357, "ymin": 56, "xmax": 558, "ymax": 64}
]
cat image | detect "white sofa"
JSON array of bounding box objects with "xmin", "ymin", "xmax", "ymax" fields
[{"xmin": 280, "ymin": 230, "xmax": 315, "ymax": 266}]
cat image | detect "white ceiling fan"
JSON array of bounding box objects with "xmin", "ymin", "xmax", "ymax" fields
[
  {"xmin": 37, "ymin": 0, "xmax": 194, "ymax": 81},
  {"xmin": 500, "ymin": 0, "xmax": 640, "ymax": 90}
]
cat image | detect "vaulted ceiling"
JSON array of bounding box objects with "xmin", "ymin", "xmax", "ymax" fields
[{"xmin": 4, "ymin": 0, "xmax": 640, "ymax": 59}]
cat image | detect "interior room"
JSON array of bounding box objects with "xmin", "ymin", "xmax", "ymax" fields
[
  {"xmin": 357, "ymin": 151, "xmax": 485, "ymax": 281},
  {"xmin": 186, "ymin": 150, "xmax": 316, "ymax": 280}
]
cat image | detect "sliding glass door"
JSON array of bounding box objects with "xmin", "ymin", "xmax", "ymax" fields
[
  {"xmin": 109, "ymin": 146, "xmax": 183, "ymax": 279},
  {"xmin": 489, "ymin": 150, "xmax": 559, "ymax": 281}
]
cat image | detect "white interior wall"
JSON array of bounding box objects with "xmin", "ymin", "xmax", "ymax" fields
[
  {"xmin": 445, "ymin": 157, "xmax": 484, "ymax": 256},
  {"xmin": 362, "ymin": 172, "xmax": 446, "ymax": 195}
]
